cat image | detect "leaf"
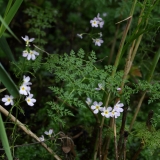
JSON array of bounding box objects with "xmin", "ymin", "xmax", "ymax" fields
[
  {"xmin": 0, "ymin": 36, "xmax": 15, "ymax": 62},
  {"xmin": 0, "ymin": 88, "xmax": 6, "ymax": 93},
  {"xmin": 0, "ymin": 63, "xmax": 19, "ymax": 97},
  {"xmin": 0, "ymin": 15, "xmax": 20, "ymax": 42},
  {"xmin": 0, "ymin": 0, "xmax": 23, "ymax": 37},
  {"xmin": 0, "ymin": 113, "xmax": 13, "ymax": 160}
]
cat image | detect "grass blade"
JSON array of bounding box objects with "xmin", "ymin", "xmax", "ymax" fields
[
  {"xmin": 0, "ymin": 0, "xmax": 23, "ymax": 37},
  {"xmin": 0, "ymin": 113, "xmax": 13, "ymax": 160},
  {"xmin": 0, "ymin": 36, "xmax": 15, "ymax": 61},
  {"xmin": 0, "ymin": 63, "xmax": 19, "ymax": 97}
]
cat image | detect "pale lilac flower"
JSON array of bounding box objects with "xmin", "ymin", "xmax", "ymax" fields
[
  {"xmin": 25, "ymin": 94, "xmax": 36, "ymax": 106},
  {"xmin": 22, "ymin": 35, "xmax": 35, "ymax": 46},
  {"xmin": 22, "ymin": 75, "xmax": 32, "ymax": 86},
  {"xmin": 19, "ymin": 84, "xmax": 31, "ymax": 95},
  {"xmin": 95, "ymin": 83, "xmax": 104, "ymax": 90},
  {"xmin": 22, "ymin": 50, "xmax": 39, "ymax": 60},
  {"xmin": 39, "ymin": 135, "xmax": 44, "ymax": 142},
  {"xmin": 90, "ymin": 19, "xmax": 99, "ymax": 27},
  {"xmin": 77, "ymin": 34, "xmax": 83, "ymax": 39},
  {"xmin": 22, "ymin": 50, "xmax": 29, "ymax": 58},
  {"xmin": 101, "ymin": 107, "xmax": 112, "ymax": 118},
  {"xmin": 94, "ymin": 13, "xmax": 103, "ymax": 22},
  {"xmin": 93, "ymin": 13, "xmax": 104, "ymax": 28},
  {"xmin": 86, "ymin": 97, "xmax": 92, "ymax": 105},
  {"xmin": 103, "ymin": 13, "xmax": 107, "ymax": 17},
  {"xmin": 98, "ymin": 32, "xmax": 103, "ymax": 37},
  {"xmin": 99, "ymin": 21, "xmax": 104, "ymax": 28},
  {"xmin": 117, "ymin": 88, "xmax": 121, "ymax": 91},
  {"xmin": 114, "ymin": 101, "xmax": 124, "ymax": 113},
  {"xmin": 91, "ymin": 101, "xmax": 103, "ymax": 114},
  {"xmin": 44, "ymin": 129, "xmax": 53, "ymax": 137},
  {"xmin": 2, "ymin": 95, "xmax": 14, "ymax": 106},
  {"xmin": 110, "ymin": 109, "xmax": 120, "ymax": 118},
  {"xmin": 92, "ymin": 38, "xmax": 104, "ymax": 46}
]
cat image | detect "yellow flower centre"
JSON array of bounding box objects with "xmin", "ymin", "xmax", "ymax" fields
[
  {"xmin": 96, "ymin": 106, "xmax": 99, "ymax": 109},
  {"xmin": 105, "ymin": 111, "xmax": 109, "ymax": 114},
  {"xmin": 7, "ymin": 98, "xmax": 11, "ymax": 102}
]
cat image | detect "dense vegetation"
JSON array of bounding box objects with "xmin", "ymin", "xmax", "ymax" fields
[{"xmin": 0, "ymin": 0, "xmax": 160, "ymax": 160}]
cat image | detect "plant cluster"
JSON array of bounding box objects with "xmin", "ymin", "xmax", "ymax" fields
[{"xmin": 1, "ymin": 0, "xmax": 160, "ymax": 160}]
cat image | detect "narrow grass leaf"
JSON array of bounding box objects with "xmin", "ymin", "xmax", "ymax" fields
[
  {"xmin": 0, "ymin": 0, "xmax": 23, "ymax": 37},
  {"xmin": 0, "ymin": 113, "xmax": 13, "ymax": 160},
  {"xmin": 0, "ymin": 63, "xmax": 19, "ymax": 98},
  {"xmin": 0, "ymin": 36, "xmax": 15, "ymax": 62}
]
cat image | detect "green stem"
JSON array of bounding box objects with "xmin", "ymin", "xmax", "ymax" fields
[
  {"xmin": 102, "ymin": 1, "xmax": 137, "ymax": 159},
  {"xmin": 129, "ymin": 48, "xmax": 160, "ymax": 131}
]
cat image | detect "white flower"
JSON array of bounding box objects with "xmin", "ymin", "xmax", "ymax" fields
[
  {"xmin": 110, "ymin": 109, "xmax": 120, "ymax": 118},
  {"xmin": 22, "ymin": 50, "xmax": 39, "ymax": 60},
  {"xmin": 91, "ymin": 101, "xmax": 103, "ymax": 114},
  {"xmin": 86, "ymin": 97, "xmax": 92, "ymax": 105},
  {"xmin": 77, "ymin": 34, "xmax": 83, "ymax": 39},
  {"xmin": 22, "ymin": 50, "xmax": 28, "ymax": 58},
  {"xmin": 25, "ymin": 94, "xmax": 36, "ymax": 106},
  {"xmin": 101, "ymin": 107, "xmax": 112, "ymax": 118},
  {"xmin": 98, "ymin": 32, "xmax": 103, "ymax": 37},
  {"xmin": 44, "ymin": 129, "xmax": 53, "ymax": 137},
  {"xmin": 22, "ymin": 35, "xmax": 35, "ymax": 46},
  {"xmin": 114, "ymin": 101, "xmax": 124, "ymax": 113},
  {"xmin": 94, "ymin": 13, "xmax": 103, "ymax": 22},
  {"xmin": 19, "ymin": 84, "xmax": 31, "ymax": 95},
  {"xmin": 39, "ymin": 135, "xmax": 44, "ymax": 142},
  {"xmin": 99, "ymin": 21, "xmax": 104, "ymax": 28},
  {"xmin": 95, "ymin": 83, "xmax": 104, "ymax": 90},
  {"xmin": 2, "ymin": 95, "xmax": 14, "ymax": 106},
  {"xmin": 103, "ymin": 13, "xmax": 107, "ymax": 17},
  {"xmin": 93, "ymin": 13, "xmax": 104, "ymax": 28},
  {"xmin": 23, "ymin": 75, "xmax": 32, "ymax": 86},
  {"xmin": 90, "ymin": 19, "xmax": 99, "ymax": 27},
  {"xmin": 117, "ymin": 88, "xmax": 121, "ymax": 91},
  {"xmin": 92, "ymin": 38, "xmax": 104, "ymax": 46}
]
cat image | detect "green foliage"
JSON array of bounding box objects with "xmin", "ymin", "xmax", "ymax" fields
[
  {"xmin": 132, "ymin": 122, "xmax": 160, "ymax": 157},
  {"xmin": 1, "ymin": 0, "xmax": 160, "ymax": 159},
  {"xmin": 46, "ymin": 101, "xmax": 74, "ymax": 127},
  {"xmin": 16, "ymin": 145, "xmax": 52, "ymax": 160},
  {"xmin": 24, "ymin": 5, "xmax": 56, "ymax": 47},
  {"xmin": 135, "ymin": 80, "xmax": 160, "ymax": 104}
]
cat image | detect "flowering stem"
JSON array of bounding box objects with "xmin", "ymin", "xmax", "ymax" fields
[{"xmin": 102, "ymin": 1, "xmax": 137, "ymax": 159}]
